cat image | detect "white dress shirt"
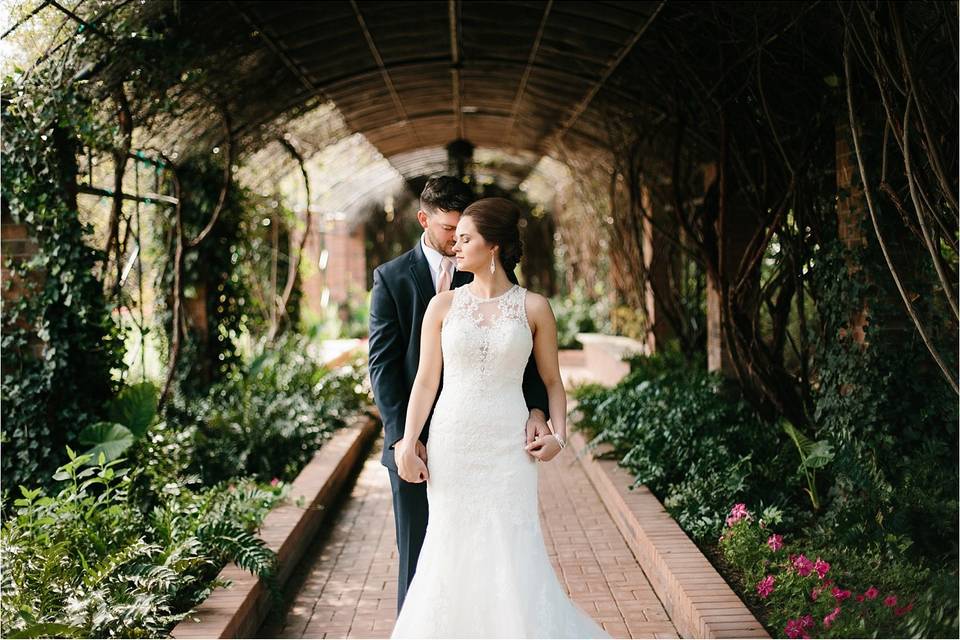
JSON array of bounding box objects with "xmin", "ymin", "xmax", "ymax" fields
[{"xmin": 420, "ymin": 232, "xmax": 457, "ymax": 291}]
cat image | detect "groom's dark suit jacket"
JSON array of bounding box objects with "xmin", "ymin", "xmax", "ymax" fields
[{"xmin": 368, "ymin": 241, "xmax": 551, "ymax": 471}]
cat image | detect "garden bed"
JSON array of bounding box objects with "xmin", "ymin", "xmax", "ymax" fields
[{"xmin": 170, "ymin": 412, "xmax": 379, "ymax": 639}]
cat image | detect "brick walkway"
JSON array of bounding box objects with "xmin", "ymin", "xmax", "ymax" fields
[{"xmin": 259, "ymin": 437, "xmax": 680, "ymax": 639}]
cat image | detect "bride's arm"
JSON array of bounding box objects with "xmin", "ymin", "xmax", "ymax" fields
[
  {"xmin": 529, "ymin": 295, "xmax": 566, "ymax": 449},
  {"xmin": 397, "ymin": 293, "xmax": 449, "ymax": 477}
]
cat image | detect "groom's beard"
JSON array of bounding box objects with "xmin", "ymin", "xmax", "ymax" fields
[{"xmin": 425, "ymin": 229, "xmax": 456, "ymax": 257}]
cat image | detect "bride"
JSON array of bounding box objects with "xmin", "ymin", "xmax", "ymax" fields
[{"xmin": 391, "ymin": 197, "xmax": 612, "ymax": 639}]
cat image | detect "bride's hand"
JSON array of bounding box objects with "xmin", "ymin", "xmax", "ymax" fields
[
  {"xmin": 525, "ymin": 434, "xmax": 562, "ymax": 463},
  {"xmin": 397, "ymin": 439, "xmax": 429, "ymax": 483}
]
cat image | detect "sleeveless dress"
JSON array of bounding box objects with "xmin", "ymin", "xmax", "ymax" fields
[{"xmin": 390, "ymin": 284, "xmax": 612, "ymax": 639}]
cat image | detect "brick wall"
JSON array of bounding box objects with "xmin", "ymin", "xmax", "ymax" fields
[
  {"xmin": 300, "ymin": 216, "xmax": 367, "ymax": 319},
  {"xmin": 1, "ymin": 209, "xmax": 46, "ymax": 359}
]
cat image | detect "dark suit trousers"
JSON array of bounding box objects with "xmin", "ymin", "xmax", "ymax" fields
[{"xmin": 387, "ymin": 466, "xmax": 429, "ymax": 614}]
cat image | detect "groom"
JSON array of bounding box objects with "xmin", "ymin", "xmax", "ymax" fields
[{"xmin": 368, "ymin": 176, "xmax": 553, "ymax": 613}]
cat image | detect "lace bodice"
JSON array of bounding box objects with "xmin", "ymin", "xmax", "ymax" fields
[{"xmin": 439, "ymin": 283, "xmax": 532, "ymax": 394}]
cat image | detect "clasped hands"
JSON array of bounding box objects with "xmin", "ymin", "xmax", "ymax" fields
[{"xmin": 396, "ymin": 409, "xmax": 563, "ymax": 484}]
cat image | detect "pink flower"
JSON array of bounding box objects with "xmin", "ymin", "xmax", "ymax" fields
[
  {"xmin": 756, "ymin": 575, "xmax": 775, "ymax": 599},
  {"xmin": 883, "ymin": 594, "xmax": 898, "ymax": 607},
  {"xmin": 767, "ymin": 534, "xmax": 783, "ymax": 552},
  {"xmin": 855, "ymin": 594, "xmax": 865, "ymax": 602},
  {"xmin": 799, "ymin": 614, "xmax": 814, "ymax": 630},
  {"xmin": 811, "ymin": 585, "xmax": 823, "ymax": 601},
  {"xmin": 814, "ymin": 557, "xmax": 830, "ymax": 579},
  {"xmin": 864, "ymin": 586, "xmax": 879, "ymax": 600},
  {"xmin": 784, "ymin": 619, "xmax": 804, "ymax": 639},
  {"xmin": 894, "ymin": 602, "xmax": 914, "ymax": 617},
  {"xmin": 725, "ymin": 503, "xmax": 751, "ymax": 527},
  {"xmin": 792, "ymin": 554, "xmax": 814, "ymax": 577},
  {"xmin": 823, "ymin": 606, "xmax": 841, "ymax": 629},
  {"xmin": 831, "ymin": 586, "xmax": 852, "ymax": 602},
  {"xmin": 270, "ymin": 477, "xmax": 280, "ymax": 486}
]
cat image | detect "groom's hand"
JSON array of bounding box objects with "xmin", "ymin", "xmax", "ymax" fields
[
  {"xmin": 525, "ymin": 409, "xmax": 550, "ymax": 460},
  {"xmin": 397, "ymin": 439, "xmax": 429, "ymax": 483}
]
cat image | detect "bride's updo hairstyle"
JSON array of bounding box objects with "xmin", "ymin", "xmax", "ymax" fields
[{"xmin": 461, "ymin": 197, "xmax": 524, "ymax": 272}]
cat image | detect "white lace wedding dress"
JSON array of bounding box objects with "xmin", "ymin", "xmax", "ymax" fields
[{"xmin": 390, "ymin": 284, "xmax": 612, "ymax": 639}]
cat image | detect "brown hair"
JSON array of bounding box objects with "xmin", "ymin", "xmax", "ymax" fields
[{"xmin": 461, "ymin": 197, "xmax": 523, "ymax": 271}]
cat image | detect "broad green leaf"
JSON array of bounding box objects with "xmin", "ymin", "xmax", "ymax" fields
[
  {"xmin": 802, "ymin": 439, "xmax": 835, "ymax": 469},
  {"xmin": 77, "ymin": 422, "xmax": 134, "ymax": 463},
  {"xmin": 107, "ymin": 382, "xmax": 158, "ymax": 438}
]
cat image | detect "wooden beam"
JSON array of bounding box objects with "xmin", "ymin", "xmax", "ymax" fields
[
  {"xmin": 543, "ymin": 0, "xmax": 667, "ymax": 150},
  {"xmin": 449, "ymin": 0, "xmax": 463, "ymax": 139},
  {"xmin": 505, "ymin": 0, "xmax": 552, "ymax": 141},
  {"xmin": 350, "ymin": 0, "xmax": 422, "ymax": 146}
]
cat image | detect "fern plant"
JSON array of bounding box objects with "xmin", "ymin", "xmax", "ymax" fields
[{"xmin": 0, "ymin": 447, "xmax": 284, "ymax": 638}]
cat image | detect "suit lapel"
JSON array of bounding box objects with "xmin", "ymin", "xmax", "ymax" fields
[
  {"xmin": 452, "ymin": 268, "xmax": 472, "ymax": 289},
  {"xmin": 409, "ymin": 243, "xmax": 436, "ymax": 308}
]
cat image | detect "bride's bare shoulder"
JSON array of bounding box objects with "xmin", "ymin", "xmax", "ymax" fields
[
  {"xmin": 425, "ymin": 290, "xmax": 456, "ymax": 321},
  {"xmin": 522, "ymin": 291, "xmax": 555, "ymax": 324}
]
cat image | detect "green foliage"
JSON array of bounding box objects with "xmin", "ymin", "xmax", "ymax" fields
[
  {"xmin": 0, "ymin": 447, "xmax": 283, "ymax": 638},
  {"xmin": 782, "ymin": 420, "xmax": 835, "ymax": 511},
  {"xmin": 572, "ymin": 351, "xmax": 801, "ymax": 542},
  {"xmin": 153, "ymin": 155, "xmax": 252, "ymax": 398},
  {"xmin": 810, "ymin": 231, "xmax": 958, "ymax": 559},
  {"xmin": 155, "ymin": 332, "xmax": 369, "ymax": 486},
  {"xmin": 719, "ymin": 505, "xmax": 958, "ymax": 638},
  {"xmin": 1, "ymin": 67, "xmax": 126, "ymax": 497},
  {"xmin": 76, "ymin": 381, "xmax": 160, "ymax": 464},
  {"xmin": 551, "ymin": 284, "xmax": 613, "ymax": 349}
]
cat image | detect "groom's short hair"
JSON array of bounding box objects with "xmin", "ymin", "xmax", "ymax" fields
[{"xmin": 420, "ymin": 176, "xmax": 474, "ymax": 215}]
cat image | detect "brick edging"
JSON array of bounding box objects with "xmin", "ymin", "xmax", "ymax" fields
[
  {"xmin": 170, "ymin": 412, "xmax": 380, "ymax": 639},
  {"xmin": 569, "ymin": 430, "xmax": 770, "ymax": 639}
]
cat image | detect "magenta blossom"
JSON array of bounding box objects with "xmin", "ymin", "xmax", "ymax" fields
[
  {"xmin": 784, "ymin": 619, "xmax": 806, "ymax": 639},
  {"xmin": 810, "ymin": 585, "xmax": 824, "ymax": 601},
  {"xmin": 823, "ymin": 606, "xmax": 842, "ymax": 629},
  {"xmin": 894, "ymin": 602, "xmax": 914, "ymax": 617},
  {"xmin": 884, "ymin": 594, "xmax": 898, "ymax": 607},
  {"xmin": 725, "ymin": 503, "xmax": 751, "ymax": 527},
  {"xmin": 831, "ymin": 586, "xmax": 852, "ymax": 602},
  {"xmin": 799, "ymin": 614, "xmax": 814, "ymax": 630},
  {"xmin": 813, "ymin": 557, "xmax": 831, "ymax": 579},
  {"xmin": 756, "ymin": 575, "xmax": 775, "ymax": 599},
  {"xmin": 864, "ymin": 586, "xmax": 879, "ymax": 600},
  {"xmin": 767, "ymin": 533, "xmax": 783, "ymax": 552},
  {"xmin": 792, "ymin": 554, "xmax": 814, "ymax": 577}
]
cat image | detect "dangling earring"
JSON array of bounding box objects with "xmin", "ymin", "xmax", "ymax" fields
[{"xmin": 489, "ymin": 252, "xmax": 496, "ymax": 275}]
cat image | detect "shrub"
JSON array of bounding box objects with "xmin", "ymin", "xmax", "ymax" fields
[
  {"xmin": 572, "ymin": 351, "xmax": 801, "ymax": 542},
  {"xmin": 0, "ymin": 447, "xmax": 283, "ymax": 638},
  {"xmin": 719, "ymin": 503, "xmax": 958, "ymax": 638},
  {"xmin": 156, "ymin": 333, "xmax": 369, "ymax": 487}
]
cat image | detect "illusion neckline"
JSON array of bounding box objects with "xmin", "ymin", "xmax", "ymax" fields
[{"xmin": 463, "ymin": 283, "xmax": 518, "ymax": 302}]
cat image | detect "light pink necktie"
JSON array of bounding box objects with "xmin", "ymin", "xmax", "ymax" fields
[{"xmin": 437, "ymin": 257, "xmax": 453, "ymax": 293}]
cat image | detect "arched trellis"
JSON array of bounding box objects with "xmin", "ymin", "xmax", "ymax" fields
[{"xmin": 5, "ymin": 0, "xmax": 957, "ymax": 422}]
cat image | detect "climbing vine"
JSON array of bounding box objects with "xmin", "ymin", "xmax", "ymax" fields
[{"xmin": 1, "ymin": 65, "xmax": 126, "ymax": 492}]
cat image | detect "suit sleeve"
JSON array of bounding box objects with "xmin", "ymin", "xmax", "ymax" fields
[
  {"xmin": 368, "ymin": 266, "xmax": 408, "ymax": 450},
  {"xmin": 521, "ymin": 329, "xmax": 551, "ymax": 422}
]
